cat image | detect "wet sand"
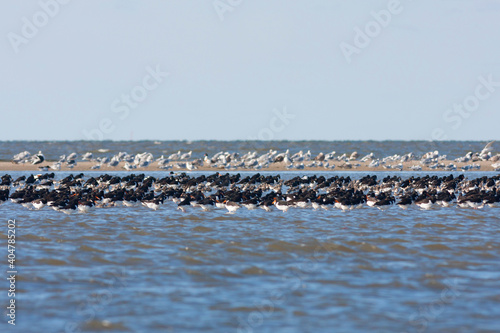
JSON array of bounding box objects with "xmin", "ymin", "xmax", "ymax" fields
[{"xmin": 0, "ymin": 160, "xmax": 497, "ymax": 172}]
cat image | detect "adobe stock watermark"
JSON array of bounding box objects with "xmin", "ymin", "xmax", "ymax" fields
[
  {"xmin": 63, "ymin": 269, "xmax": 128, "ymax": 333},
  {"xmin": 7, "ymin": 0, "xmax": 71, "ymax": 54},
  {"xmin": 247, "ymin": 107, "xmax": 295, "ymax": 141},
  {"xmin": 82, "ymin": 65, "xmax": 169, "ymax": 141},
  {"xmin": 431, "ymin": 74, "xmax": 500, "ymax": 140},
  {"xmin": 403, "ymin": 278, "xmax": 464, "ymax": 333},
  {"xmin": 339, "ymin": 0, "xmax": 408, "ymax": 64},
  {"xmin": 213, "ymin": 0, "xmax": 243, "ymax": 21}
]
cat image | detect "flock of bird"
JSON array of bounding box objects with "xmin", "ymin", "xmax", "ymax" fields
[
  {"xmin": 1, "ymin": 172, "xmax": 499, "ymax": 214},
  {"xmin": 10, "ymin": 141, "xmax": 500, "ymax": 171}
]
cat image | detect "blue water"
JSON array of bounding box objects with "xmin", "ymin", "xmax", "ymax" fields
[{"xmin": 1, "ymin": 170, "xmax": 499, "ymax": 332}]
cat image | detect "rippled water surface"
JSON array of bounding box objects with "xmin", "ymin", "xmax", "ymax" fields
[{"xmin": 1, "ymin": 169, "xmax": 500, "ymax": 333}]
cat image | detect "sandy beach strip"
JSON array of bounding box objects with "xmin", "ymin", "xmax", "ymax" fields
[{"xmin": 0, "ymin": 161, "xmax": 497, "ymax": 172}]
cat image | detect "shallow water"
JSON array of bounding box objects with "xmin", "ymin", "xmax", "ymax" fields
[{"xmin": 1, "ymin": 170, "xmax": 499, "ymax": 333}]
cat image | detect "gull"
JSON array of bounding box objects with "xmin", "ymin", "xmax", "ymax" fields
[
  {"xmin": 186, "ymin": 162, "xmax": 197, "ymax": 170},
  {"xmin": 489, "ymin": 154, "xmax": 499, "ymax": 162},
  {"xmin": 324, "ymin": 151, "xmax": 336, "ymax": 160},
  {"xmin": 283, "ymin": 155, "xmax": 291, "ymax": 165},
  {"xmin": 304, "ymin": 150, "xmax": 312, "ymax": 161},
  {"xmin": 123, "ymin": 163, "xmax": 136, "ymax": 170},
  {"xmin": 12, "ymin": 151, "xmax": 31, "ymax": 164},
  {"xmin": 422, "ymin": 150, "xmax": 439, "ymax": 160},
  {"xmin": 157, "ymin": 155, "xmax": 170, "ymax": 167},
  {"xmin": 168, "ymin": 151, "xmax": 182, "ymax": 160},
  {"xmin": 291, "ymin": 151, "xmax": 304, "ymax": 162},
  {"xmin": 180, "ymin": 151, "xmax": 192, "ymax": 160},
  {"xmin": 137, "ymin": 159, "xmax": 151, "ymax": 168},
  {"xmin": 420, "ymin": 157, "xmax": 433, "ymax": 165},
  {"xmin": 400, "ymin": 152, "xmax": 414, "ymax": 162},
  {"xmin": 175, "ymin": 162, "xmax": 187, "ymax": 169},
  {"xmin": 461, "ymin": 164, "xmax": 473, "ymax": 171},
  {"xmin": 31, "ymin": 151, "xmax": 45, "ymax": 165},
  {"xmin": 337, "ymin": 153, "xmax": 347, "ymax": 161},
  {"xmin": 480, "ymin": 141, "xmax": 495, "ymax": 155},
  {"xmin": 50, "ymin": 162, "xmax": 61, "ymax": 171},
  {"xmin": 82, "ymin": 152, "xmax": 93, "ymax": 161},
  {"xmin": 108, "ymin": 157, "xmax": 120, "ymax": 167},
  {"xmin": 349, "ymin": 151, "xmax": 359, "ymax": 160},
  {"xmin": 245, "ymin": 159, "xmax": 258, "ymax": 168},
  {"xmin": 437, "ymin": 154, "xmax": 447, "ymax": 161},
  {"xmin": 455, "ymin": 152, "xmax": 472, "ymax": 163},
  {"xmin": 274, "ymin": 149, "xmax": 290, "ymax": 163},
  {"xmin": 158, "ymin": 164, "xmax": 172, "ymax": 170},
  {"xmin": 360, "ymin": 153, "xmax": 374, "ymax": 162},
  {"xmin": 67, "ymin": 152, "xmax": 78, "ymax": 161},
  {"xmin": 444, "ymin": 164, "xmax": 457, "ymax": 171},
  {"xmin": 323, "ymin": 162, "xmax": 335, "ymax": 170},
  {"xmin": 98, "ymin": 156, "xmax": 110, "ymax": 164},
  {"xmin": 314, "ymin": 152, "xmax": 325, "ymax": 161}
]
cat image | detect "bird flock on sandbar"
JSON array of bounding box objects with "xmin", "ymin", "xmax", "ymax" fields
[
  {"xmin": 0, "ymin": 172, "xmax": 499, "ymax": 214},
  {"xmin": 9, "ymin": 141, "xmax": 500, "ymax": 171}
]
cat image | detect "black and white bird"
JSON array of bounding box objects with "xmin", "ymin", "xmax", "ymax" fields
[{"xmin": 31, "ymin": 151, "xmax": 45, "ymax": 165}]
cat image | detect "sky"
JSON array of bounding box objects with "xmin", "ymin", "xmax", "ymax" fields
[{"xmin": 1, "ymin": 0, "xmax": 500, "ymax": 141}]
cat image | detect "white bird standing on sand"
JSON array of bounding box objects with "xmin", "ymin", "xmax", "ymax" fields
[
  {"xmin": 455, "ymin": 152, "xmax": 472, "ymax": 163},
  {"xmin": 108, "ymin": 156, "xmax": 120, "ymax": 167},
  {"xmin": 82, "ymin": 152, "xmax": 93, "ymax": 161},
  {"xmin": 123, "ymin": 162, "xmax": 136, "ymax": 170},
  {"xmin": 50, "ymin": 162, "xmax": 61, "ymax": 171},
  {"xmin": 67, "ymin": 152, "xmax": 78, "ymax": 161},
  {"xmin": 304, "ymin": 150, "xmax": 312, "ymax": 161},
  {"xmin": 479, "ymin": 141, "xmax": 495, "ymax": 160},
  {"xmin": 12, "ymin": 151, "xmax": 31, "ymax": 164},
  {"xmin": 180, "ymin": 151, "xmax": 192, "ymax": 160},
  {"xmin": 324, "ymin": 151, "xmax": 336, "ymax": 160},
  {"xmin": 168, "ymin": 151, "xmax": 181, "ymax": 160},
  {"xmin": 360, "ymin": 153, "xmax": 374, "ymax": 162},
  {"xmin": 349, "ymin": 151, "xmax": 359, "ymax": 160},
  {"xmin": 291, "ymin": 151, "xmax": 304, "ymax": 162},
  {"xmin": 480, "ymin": 141, "xmax": 495, "ymax": 155}
]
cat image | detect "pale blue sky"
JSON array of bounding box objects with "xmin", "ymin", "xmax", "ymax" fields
[{"xmin": 1, "ymin": 0, "xmax": 500, "ymax": 141}]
